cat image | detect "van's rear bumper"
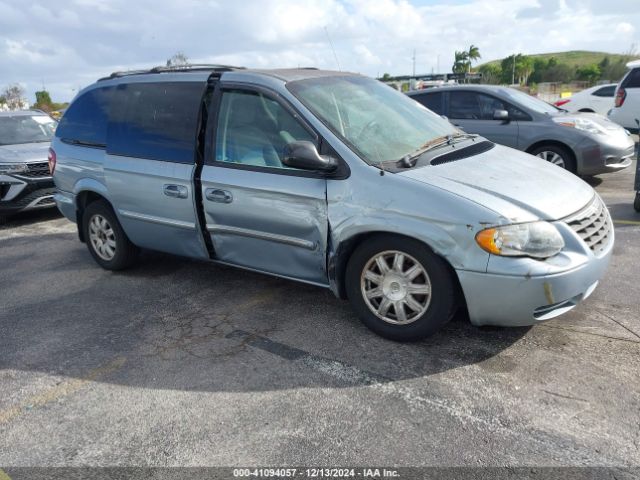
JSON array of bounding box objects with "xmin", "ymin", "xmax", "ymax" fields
[
  {"xmin": 456, "ymin": 245, "xmax": 612, "ymax": 327},
  {"xmin": 53, "ymin": 190, "xmax": 77, "ymax": 222}
]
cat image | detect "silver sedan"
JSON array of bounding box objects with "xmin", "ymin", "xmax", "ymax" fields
[{"xmin": 408, "ymin": 84, "xmax": 635, "ymax": 175}]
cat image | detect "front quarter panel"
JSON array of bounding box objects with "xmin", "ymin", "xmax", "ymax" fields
[{"xmin": 327, "ymin": 161, "xmax": 497, "ymax": 281}]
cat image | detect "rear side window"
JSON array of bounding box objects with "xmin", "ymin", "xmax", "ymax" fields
[
  {"xmin": 108, "ymin": 82, "xmax": 206, "ymax": 163},
  {"xmin": 56, "ymin": 87, "xmax": 112, "ymax": 147},
  {"xmin": 592, "ymin": 85, "xmax": 616, "ymax": 97},
  {"xmin": 621, "ymin": 69, "xmax": 640, "ymax": 89},
  {"xmin": 413, "ymin": 92, "xmax": 444, "ymax": 115}
]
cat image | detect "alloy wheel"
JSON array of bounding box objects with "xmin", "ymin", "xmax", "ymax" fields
[
  {"xmin": 360, "ymin": 250, "xmax": 432, "ymax": 325},
  {"xmin": 536, "ymin": 150, "xmax": 566, "ymax": 168},
  {"xmin": 88, "ymin": 214, "xmax": 116, "ymax": 261}
]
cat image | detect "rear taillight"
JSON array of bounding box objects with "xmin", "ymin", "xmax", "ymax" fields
[
  {"xmin": 48, "ymin": 147, "xmax": 57, "ymax": 175},
  {"xmin": 615, "ymin": 88, "xmax": 626, "ymax": 108},
  {"xmin": 554, "ymin": 99, "xmax": 571, "ymax": 107}
]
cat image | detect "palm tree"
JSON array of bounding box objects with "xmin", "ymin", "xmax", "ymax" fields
[
  {"xmin": 467, "ymin": 45, "xmax": 481, "ymax": 73},
  {"xmin": 452, "ymin": 51, "xmax": 469, "ymax": 74}
]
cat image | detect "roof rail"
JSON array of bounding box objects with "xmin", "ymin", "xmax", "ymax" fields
[{"xmin": 97, "ymin": 64, "xmax": 244, "ymax": 82}]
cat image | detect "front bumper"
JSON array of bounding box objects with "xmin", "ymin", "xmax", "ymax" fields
[
  {"xmin": 457, "ymin": 252, "xmax": 610, "ymax": 327},
  {"xmin": 0, "ymin": 174, "xmax": 56, "ymax": 216},
  {"xmin": 576, "ymin": 132, "xmax": 635, "ymax": 175}
]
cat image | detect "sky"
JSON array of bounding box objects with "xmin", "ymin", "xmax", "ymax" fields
[{"xmin": 0, "ymin": 0, "xmax": 639, "ymax": 103}]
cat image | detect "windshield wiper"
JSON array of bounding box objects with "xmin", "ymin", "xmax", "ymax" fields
[{"xmin": 396, "ymin": 133, "xmax": 478, "ymax": 168}]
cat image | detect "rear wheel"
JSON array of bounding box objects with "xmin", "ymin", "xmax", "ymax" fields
[
  {"xmin": 345, "ymin": 235, "xmax": 457, "ymax": 341},
  {"xmin": 0, "ymin": 215, "xmax": 7, "ymax": 225},
  {"xmin": 531, "ymin": 144, "xmax": 576, "ymax": 173},
  {"xmin": 634, "ymin": 192, "xmax": 640, "ymax": 213},
  {"xmin": 83, "ymin": 200, "xmax": 138, "ymax": 270}
]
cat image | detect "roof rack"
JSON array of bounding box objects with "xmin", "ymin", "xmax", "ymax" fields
[{"xmin": 97, "ymin": 64, "xmax": 244, "ymax": 82}]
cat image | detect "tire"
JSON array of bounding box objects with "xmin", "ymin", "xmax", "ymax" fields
[
  {"xmin": 530, "ymin": 144, "xmax": 576, "ymax": 173},
  {"xmin": 634, "ymin": 192, "xmax": 640, "ymax": 213},
  {"xmin": 345, "ymin": 235, "xmax": 457, "ymax": 341},
  {"xmin": 82, "ymin": 200, "xmax": 138, "ymax": 270},
  {"xmin": 0, "ymin": 215, "xmax": 7, "ymax": 225}
]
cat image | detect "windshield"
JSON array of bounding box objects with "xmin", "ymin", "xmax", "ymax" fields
[
  {"xmin": 287, "ymin": 76, "xmax": 457, "ymax": 165},
  {"xmin": 500, "ymin": 88, "xmax": 560, "ymax": 114},
  {"xmin": 0, "ymin": 115, "xmax": 57, "ymax": 145}
]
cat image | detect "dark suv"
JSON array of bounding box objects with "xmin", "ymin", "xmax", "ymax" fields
[{"xmin": 0, "ymin": 110, "xmax": 58, "ymax": 224}]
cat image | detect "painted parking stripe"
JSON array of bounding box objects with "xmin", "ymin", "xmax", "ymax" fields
[
  {"xmin": 613, "ymin": 219, "xmax": 640, "ymax": 225},
  {"xmin": 0, "ymin": 357, "xmax": 126, "ymax": 425},
  {"xmin": 0, "ymin": 469, "xmax": 11, "ymax": 480}
]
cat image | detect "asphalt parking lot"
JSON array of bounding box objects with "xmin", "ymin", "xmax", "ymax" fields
[{"xmin": 0, "ymin": 159, "xmax": 639, "ymax": 469}]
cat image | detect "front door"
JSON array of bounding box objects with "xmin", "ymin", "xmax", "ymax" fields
[
  {"xmin": 201, "ymin": 87, "xmax": 329, "ymax": 285},
  {"xmin": 447, "ymin": 90, "xmax": 520, "ymax": 148}
]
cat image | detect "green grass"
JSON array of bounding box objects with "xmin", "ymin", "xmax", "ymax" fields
[{"xmin": 479, "ymin": 50, "xmax": 638, "ymax": 68}]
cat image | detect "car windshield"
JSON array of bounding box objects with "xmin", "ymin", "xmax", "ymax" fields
[
  {"xmin": 287, "ymin": 75, "xmax": 456, "ymax": 165},
  {"xmin": 0, "ymin": 115, "xmax": 57, "ymax": 145},
  {"xmin": 500, "ymin": 88, "xmax": 560, "ymax": 114}
]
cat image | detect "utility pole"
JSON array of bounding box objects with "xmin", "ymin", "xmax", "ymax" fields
[{"xmin": 412, "ymin": 49, "xmax": 416, "ymax": 77}]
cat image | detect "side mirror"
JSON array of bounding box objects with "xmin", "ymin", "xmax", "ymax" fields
[
  {"xmin": 493, "ymin": 109, "xmax": 510, "ymax": 121},
  {"xmin": 283, "ymin": 141, "xmax": 338, "ymax": 172}
]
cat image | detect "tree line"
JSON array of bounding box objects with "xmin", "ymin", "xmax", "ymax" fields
[
  {"xmin": 478, "ymin": 49, "xmax": 638, "ymax": 86},
  {"xmin": 0, "ymin": 83, "xmax": 68, "ymax": 112}
]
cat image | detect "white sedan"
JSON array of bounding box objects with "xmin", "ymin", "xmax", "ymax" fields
[{"xmin": 554, "ymin": 84, "xmax": 617, "ymax": 115}]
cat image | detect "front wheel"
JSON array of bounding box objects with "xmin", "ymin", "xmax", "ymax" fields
[
  {"xmin": 83, "ymin": 200, "xmax": 138, "ymax": 270},
  {"xmin": 634, "ymin": 192, "xmax": 640, "ymax": 213},
  {"xmin": 345, "ymin": 235, "xmax": 457, "ymax": 341},
  {"xmin": 530, "ymin": 144, "xmax": 576, "ymax": 173}
]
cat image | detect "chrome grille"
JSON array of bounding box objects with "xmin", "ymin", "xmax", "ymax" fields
[
  {"xmin": 15, "ymin": 162, "xmax": 51, "ymax": 179},
  {"xmin": 564, "ymin": 196, "xmax": 612, "ymax": 255}
]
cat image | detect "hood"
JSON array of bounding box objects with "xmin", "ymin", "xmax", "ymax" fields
[
  {"xmin": 398, "ymin": 143, "xmax": 594, "ymax": 222},
  {"xmin": 0, "ymin": 142, "xmax": 50, "ymax": 164}
]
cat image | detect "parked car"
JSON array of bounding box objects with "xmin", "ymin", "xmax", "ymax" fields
[
  {"xmin": 408, "ymin": 85, "xmax": 635, "ymax": 175},
  {"xmin": 608, "ymin": 60, "xmax": 640, "ymax": 133},
  {"xmin": 52, "ymin": 66, "xmax": 613, "ymax": 341},
  {"xmin": 553, "ymin": 83, "xmax": 617, "ymax": 115},
  {"xmin": 0, "ymin": 110, "xmax": 58, "ymax": 224}
]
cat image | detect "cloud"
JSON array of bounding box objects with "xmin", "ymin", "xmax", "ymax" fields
[{"xmin": 0, "ymin": 0, "xmax": 638, "ymax": 102}]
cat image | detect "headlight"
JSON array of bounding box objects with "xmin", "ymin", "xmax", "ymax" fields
[
  {"xmin": 0, "ymin": 163, "xmax": 29, "ymax": 174},
  {"xmin": 475, "ymin": 221, "xmax": 564, "ymax": 259},
  {"xmin": 553, "ymin": 117, "xmax": 607, "ymax": 135}
]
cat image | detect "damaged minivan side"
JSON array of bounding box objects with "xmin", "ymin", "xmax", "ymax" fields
[{"xmin": 52, "ymin": 67, "xmax": 613, "ymax": 341}]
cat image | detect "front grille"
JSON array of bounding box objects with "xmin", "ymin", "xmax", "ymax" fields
[
  {"xmin": 15, "ymin": 162, "xmax": 51, "ymax": 179},
  {"xmin": 563, "ymin": 196, "xmax": 612, "ymax": 255}
]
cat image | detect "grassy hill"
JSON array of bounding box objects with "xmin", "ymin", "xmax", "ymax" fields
[{"xmin": 479, "ymin": 50, "xmax": 638, "ymax": 69}]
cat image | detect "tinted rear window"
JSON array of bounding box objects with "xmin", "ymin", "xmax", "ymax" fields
[
  {"xmin": 107, "ymin": 82, "xmax": 205, "ymax": 163},
  {"xmin": 412, "ymin": 91, "xmax": 444, "ymax": 115},
  {"xmin": 592, "ymin": 85, "xmax": 616, "ymax": 97},
  {"xmin": 56, "ymin": 87, "xmax": 112, "ymax": 147},
  {"xmin": 621, "ymin": 69, "xmax": 640, "ymax": 89}
]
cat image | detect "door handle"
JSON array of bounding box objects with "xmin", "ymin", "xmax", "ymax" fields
[
  {"xmin": 205, "ymin": 188, "xmax": 233, "ymax": 204},
  {"xmin": 163, "ymin": 184, "xmax": 188, "ymax": 199}
]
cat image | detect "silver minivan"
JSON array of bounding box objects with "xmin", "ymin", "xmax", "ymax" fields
[{"xmin": 52, "ymin": 66, "xmax": 613, "ymax": 341}]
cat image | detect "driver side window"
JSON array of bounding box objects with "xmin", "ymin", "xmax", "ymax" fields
[{"xmin": 215, "ymin": 90, "xmax": 316, "ymax": 169}]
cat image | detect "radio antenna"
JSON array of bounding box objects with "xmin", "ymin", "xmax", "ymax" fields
[{"xmin": 324, "ymin": 26, "xmax": 342, "ymax": 71}]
